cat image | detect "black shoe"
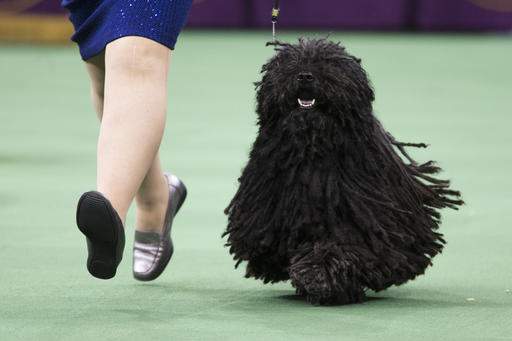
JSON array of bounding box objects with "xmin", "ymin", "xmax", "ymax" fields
[{"xmin": 76, "ymin": 191, "xmax": 125, "ymax": 279}]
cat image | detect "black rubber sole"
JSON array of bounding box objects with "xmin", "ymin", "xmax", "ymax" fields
[{"xmin": 76, "ymin": 191, "xmax": 125, "ymax": 280}]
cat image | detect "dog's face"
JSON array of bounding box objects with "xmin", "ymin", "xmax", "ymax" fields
[{"xmin": 256, "ymin": 38, "xmax": 375, "ymax": 126}]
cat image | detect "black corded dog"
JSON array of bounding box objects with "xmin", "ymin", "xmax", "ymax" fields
[{"xmin": 224, "ymin": 38, "xmax": 463, "ymax": 305}]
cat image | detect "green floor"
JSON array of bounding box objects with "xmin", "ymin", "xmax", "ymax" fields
[{"xmin": 1, "ymin": 31, "xmax": 511, "ymax": 340}]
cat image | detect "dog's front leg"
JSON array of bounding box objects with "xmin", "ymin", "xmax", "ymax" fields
[{"xmin": 288, "ymin": 242, "xmax": 365, "ymax": 305}]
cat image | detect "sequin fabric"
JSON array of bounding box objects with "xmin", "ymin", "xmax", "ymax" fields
[{"xmin": 62, "ymin": 0, "xmax": 193, "ymax": 60}]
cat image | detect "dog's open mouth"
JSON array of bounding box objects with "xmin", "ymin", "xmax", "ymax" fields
[{"xmin": 298, "ymin": 98, "xmax": 316, "ymax": 109}]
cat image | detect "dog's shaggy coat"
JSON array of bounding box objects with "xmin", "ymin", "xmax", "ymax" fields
[{"xmin": 224, "ymin": 38, "xmax": 463, "ymax": 305}]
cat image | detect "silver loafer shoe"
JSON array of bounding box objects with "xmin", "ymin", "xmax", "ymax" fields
[{"xmin": 133, "ymin": 172, "xmax": 187, "ymax": 281}]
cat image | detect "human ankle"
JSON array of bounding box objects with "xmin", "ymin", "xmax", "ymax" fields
[{"xmin": 135, "ymin": 199, "xmax": 167, "ymax": 233}]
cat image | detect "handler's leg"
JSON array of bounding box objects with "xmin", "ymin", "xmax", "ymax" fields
[
  {"xmin": 134, "ymin": 154, "xmax": 169, "ymax": 232},
  {"xmin": 85, "ymin": 47, "xmax": 169, "ymax": 233},
  {"xmin": 85, "ymin": 52, "xmax": 106, "ymax": 119},
  {"xmin": 97, "ymin": 36, "xmax": 170, "ymax": 223}
]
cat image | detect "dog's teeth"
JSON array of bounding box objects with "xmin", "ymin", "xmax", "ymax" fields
[{"xmin": 298, "ymin": 99, "xmax": 316, "ymax": 108}]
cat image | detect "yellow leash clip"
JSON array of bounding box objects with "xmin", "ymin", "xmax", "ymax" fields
[{"xmin": 272, "ymin": 0, "xmax": 281, "ymax": 41}]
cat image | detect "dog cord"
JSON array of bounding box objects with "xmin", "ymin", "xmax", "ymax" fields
[{"xmin": 272, "ymin": 0, "xmax": 280, "ymax": 42}]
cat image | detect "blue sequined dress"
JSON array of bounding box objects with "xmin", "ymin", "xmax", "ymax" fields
[{"xmin": 62, "ymin": 0, "xmax": 193, "ymax": 60}]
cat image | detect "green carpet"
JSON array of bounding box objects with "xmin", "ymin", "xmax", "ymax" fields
[{"xmin": 0, "ymin": 31, "xmax": 511, "ymax": 341}]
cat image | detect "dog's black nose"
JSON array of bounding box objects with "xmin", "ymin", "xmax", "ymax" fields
[{"xmin": 297, "ymin": 72, "xmax": 314, "ymax": 83}]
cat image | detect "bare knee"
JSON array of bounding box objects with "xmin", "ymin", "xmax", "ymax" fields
[{"xmin": 106, "ymin": 36, "xmax": 170, "ymax": 79}]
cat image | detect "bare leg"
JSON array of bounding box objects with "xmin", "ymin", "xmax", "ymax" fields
[
  {"xmin": 84, "ymin": 52, "xmax": 105, "ymax": 119},
  {"xmin": 84, "ymin": 36, "xmax": 170, "ymax": 229},
  {"xmin": 84, "ymin": 54, "xmax": 169, "ymax": 233},
  {"xmin": 134, "ymin": 154, "xmax": 169, "ymax": 232}
]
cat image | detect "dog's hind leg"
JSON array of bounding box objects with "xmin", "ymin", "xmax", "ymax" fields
[{"xmin": 289, "ymin": 242, "xmax": 365, "ymax": 305}]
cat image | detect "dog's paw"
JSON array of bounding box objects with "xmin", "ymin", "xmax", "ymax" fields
[
  {"xmin": 290, "ymin": 265, "xmax": 364, "ymax": 305},
  {"xmin": 289, "ymin": 246, "xmax": 366, "ymax": 305}
]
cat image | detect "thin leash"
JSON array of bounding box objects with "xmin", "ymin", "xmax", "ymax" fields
[{"xmin": 271, "ymin": 0, "xmax": 280, "ymax": 42}]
